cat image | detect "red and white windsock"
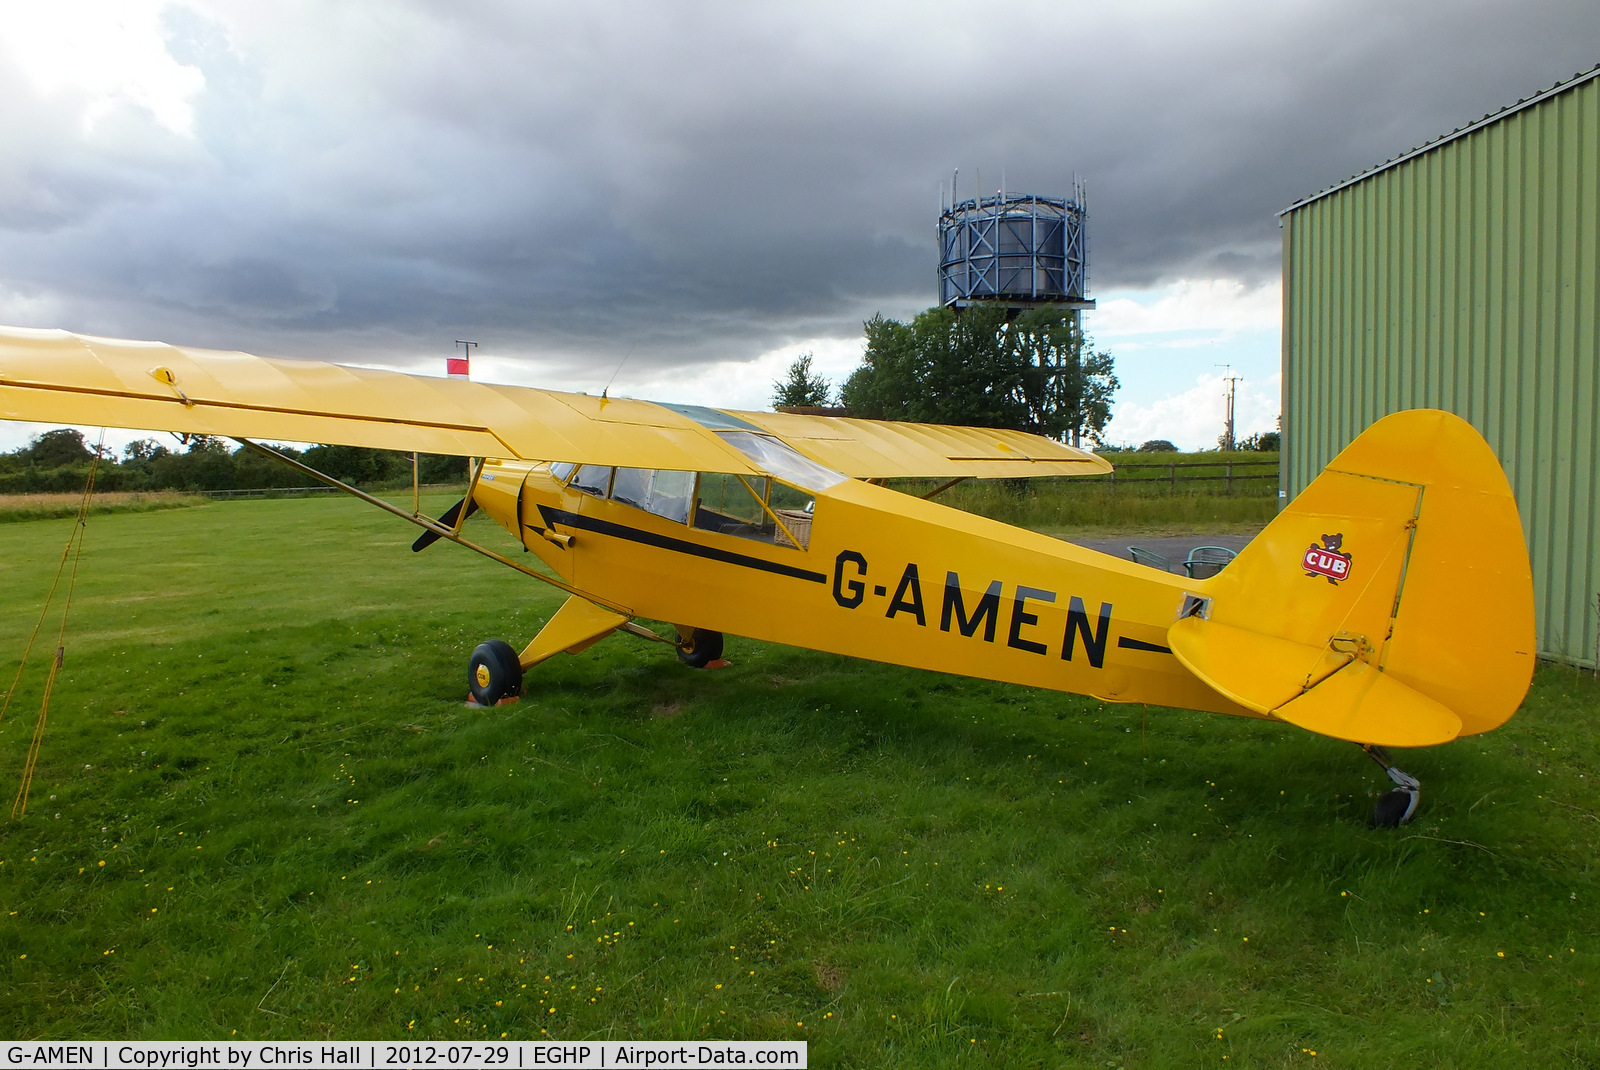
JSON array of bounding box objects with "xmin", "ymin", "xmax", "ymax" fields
[{"xmin": 450, "ymin": 340, "xmax": 476, "ymax": 380}]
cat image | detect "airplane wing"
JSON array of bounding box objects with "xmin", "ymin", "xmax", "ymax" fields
[
  {"xmin": 0, "ymin": 326, "xmax": 1109, "ymax": 481},
  {"xmin": 0, "ymin": 326, "xmax": 761, "ymax": 475},
  {"xmin": 730, "ymin": 409, "xmax": 1110, "ymax": 479}
]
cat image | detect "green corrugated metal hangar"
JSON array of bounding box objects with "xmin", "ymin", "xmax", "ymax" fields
[{"xmin": 1281, "ymin": 64, "xmax": 1600, "ymax": 667}]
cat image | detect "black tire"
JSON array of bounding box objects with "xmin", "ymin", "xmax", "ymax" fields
[
  {"xmin": 675, "ymin": 628, "xmax": 724, "ymax": 669},
  {"xmin": 1370, "ymin": 788, "xmax": 1417, "ymax": 829},
  {"xmin": 468, "ymin": 640, "xmax": 523, "ymax": 705}
]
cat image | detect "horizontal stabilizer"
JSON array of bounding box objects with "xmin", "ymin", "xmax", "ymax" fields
[
  {"xmin": 1167, "ymin": 618, "xmax": 1333, "ymax": 713},
  {"xmin": 1273, "ymin": 660, "xmax": 1460, "ymax": 747},
  {"xmin": 1168, "ymin": 618, "xmax": 1462, "ymax": 747}
]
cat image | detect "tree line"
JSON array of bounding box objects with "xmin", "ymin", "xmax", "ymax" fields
[{"xmin": 0, "ymin": 429, "xmax": 467, "ymax": 494}]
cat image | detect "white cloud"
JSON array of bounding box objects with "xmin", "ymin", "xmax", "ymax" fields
[
  {"xmin": 1093, "ymin": 278, "xmax": 1281, "ymax": 346},
  {"xmin": 0, "ymin": 285, "xmax": 67, "ymax": 326},
  {"xmin": 1, "ymin": 1, "xmax": 206, "ymax": 136},
  {"xmin": 1104, "ymin": 371, "xmax": 1280, "ymax": 451}
]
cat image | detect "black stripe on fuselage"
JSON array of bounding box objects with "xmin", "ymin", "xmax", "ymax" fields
[
  {"xmin": 1117, "ymin": 636, "xmax": 1172, "ymax": 654},
  {"xmin": 535, "ymin": 505, "xmax": 828, "ymax": 584}
]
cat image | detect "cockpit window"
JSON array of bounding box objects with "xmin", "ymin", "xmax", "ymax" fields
[
  {"xmin": 716, "ymin": 432, "xmax": 847, "ymax": 492},
  {"xmin": 551, "ymin": 431, "xmax": 834, "ymax": 550},
  {"xmin": 695, "ymin": 473, "xmax": 768, "ymax": 532},
  {"xmin": 693, "ymin": 472, "xmax": 813, "ymax": 549},
  {"xmin": 570, "ymin": 464, "xmax": 613, "ymax": 497},
  {"xmin": 610, "ymin": 467, "xmax": 650, "ymax": 507},
  {"xmin": 610, "ymin": 468, "xmax": 694, "ymax": 524}
]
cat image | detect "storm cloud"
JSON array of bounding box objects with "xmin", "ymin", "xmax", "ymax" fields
[{"xmin": 2, "ymin": 0, "xmax": 1597, "ymax": 387}]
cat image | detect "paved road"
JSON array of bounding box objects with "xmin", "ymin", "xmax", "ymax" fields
[{"xmin": 1062, "ymin": 533, "xmax": 1257, "ymax": 574}]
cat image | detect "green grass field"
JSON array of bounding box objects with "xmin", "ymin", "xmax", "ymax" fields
[{"xmin": 1, "ymin": 494, "xmax": 1596, "ymax": 1066}]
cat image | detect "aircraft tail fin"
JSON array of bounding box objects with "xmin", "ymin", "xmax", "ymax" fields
[{"xmin": 1168, "ymin": 410, "xmax": 1534, "ymax": 747}]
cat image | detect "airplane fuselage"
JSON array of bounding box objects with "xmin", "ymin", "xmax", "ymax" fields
[{"xmin": 472, "ymin": 459, "xmax": 1259, "ymax": 720}]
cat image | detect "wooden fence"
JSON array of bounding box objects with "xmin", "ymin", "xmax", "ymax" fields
[{"xmin": 1092, "ymin": 459, "xmax": 1277, "ymax": 492}]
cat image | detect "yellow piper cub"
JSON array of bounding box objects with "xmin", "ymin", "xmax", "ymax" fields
[{"xmin": 0, "ymin": 327, "xmax": 1536, "ymax": 827}]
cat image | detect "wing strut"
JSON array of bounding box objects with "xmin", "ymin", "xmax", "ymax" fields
[
  {"xmin": 233, "ymin": 439, "xmax": 631, "ymax": 615},
  {"xmin": 920, "ymin": 476, "xmax": 969, "ymax": 500}
]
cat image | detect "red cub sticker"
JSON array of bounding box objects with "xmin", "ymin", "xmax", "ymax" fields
[{"xmin": 1302, "ymin": 533, "xmax": 1353, "ymax": 585}]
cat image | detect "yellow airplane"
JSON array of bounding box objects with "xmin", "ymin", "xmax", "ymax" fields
[{"xmin": 0, "ymin": 326, "xmax": 1536, "ymax": 827}]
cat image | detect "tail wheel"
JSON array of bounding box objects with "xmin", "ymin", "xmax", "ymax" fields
[
  {"xmin": 675, "ymin": 628, "xmax": 724, "ymax": 669},
  {"xmin": 468, "ymin": 640, "xmax": 523, "ymax": 705},
  {"xmin": 1370, "ymin": 787, "xmax": 1419, "ymax": 828},
  {"xmin": 1363, "ymin": 745, "xmax": 1420, "ymax": 828}
]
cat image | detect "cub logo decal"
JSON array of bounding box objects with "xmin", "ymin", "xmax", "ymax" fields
[{"xmin": 1302, "ymin": 532, "xmax": 1353, "ymax": 585}]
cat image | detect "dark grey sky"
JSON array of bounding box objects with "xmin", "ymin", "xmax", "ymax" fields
[{"xmin": 2, "ymin": 0, "xmax": 1597, "ymax": 387}]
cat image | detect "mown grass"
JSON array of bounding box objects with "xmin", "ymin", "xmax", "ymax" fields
[
  {"xmin": 0, "ymin": 491, "xmax": 204, "ymax": 524},
  {"xmin": 0, "ymin": 493, "xmax": 1596, "ymax": 1066}
]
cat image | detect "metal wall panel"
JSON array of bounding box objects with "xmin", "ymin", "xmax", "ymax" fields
[{"xmin": 1283, "ymin": 73, "xmax": 1600, "ymax": 665}]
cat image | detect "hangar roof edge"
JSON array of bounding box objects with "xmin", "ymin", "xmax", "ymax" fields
[{"xmin": 1279, "ymin": 62, "xmax": 1600, "ymax": 217}]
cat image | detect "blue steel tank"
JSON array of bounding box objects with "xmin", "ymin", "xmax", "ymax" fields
[{"xmin": 938, "ymin": 185, "xmax": 1090, "ymax": 311}]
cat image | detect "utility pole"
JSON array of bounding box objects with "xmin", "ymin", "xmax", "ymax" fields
[{"xmin": 1217, "ymin": 365, "xmax": 1242, "ymax": 451}]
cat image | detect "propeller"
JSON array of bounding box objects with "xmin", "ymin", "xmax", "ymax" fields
[{"xmin": 412, "ymin": 496, "xmax": 479, "ymax": 552}]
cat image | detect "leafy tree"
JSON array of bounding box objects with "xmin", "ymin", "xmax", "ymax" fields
[
  {"xmin": 1138, "ymin": 439, "xmax": 1179, "ymax": 453},
  {"xmin": 417, "ymin": 453, "xmax": 469, "ymax": 483},
  {"xmin": 772, "ymin": 353, "xmax": 833, "ymax": 408},
  {"xmin": 840, "ymin": 305, "xmax": 1118, "ymax": 443},
  {"xmin": 300, "ymin": 444, "xmax": 406, "ymax": 486},
  {"xmin": 123, "ymin": 439, "xmax": 170, "ymax": 463},
  {"xmin": 1239, "ymin": 430, "xmax": 1281, "ymax": 451},
  {"xmin": 19, "ymin": 428, "xmax": 96, "ymax": 467},
  {"xmin": 1009, "ymin": 307, "xmax": 1118, "ymax": 444}
]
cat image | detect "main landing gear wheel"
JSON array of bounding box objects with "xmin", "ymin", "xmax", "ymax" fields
[
  {"xmin": 1364, "ymin": 744, "xmax": 1420, "ymax": 828},
  {"xmin": 468, "ymin": 640, "xmax": 523, "ymax": 706},
  {"xmin": 675, "ymin": 628, "xmax": 724, "ymax": 669}
]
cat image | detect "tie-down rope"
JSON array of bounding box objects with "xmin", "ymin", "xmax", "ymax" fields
[{"xmin": 6, "ymin": 430, "xmax": 104, "ymax": 818}]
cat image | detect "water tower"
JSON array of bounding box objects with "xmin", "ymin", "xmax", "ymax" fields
[{"xmin": 937, "ymin": 175, "xmax": 1093, "ymax": 321}]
